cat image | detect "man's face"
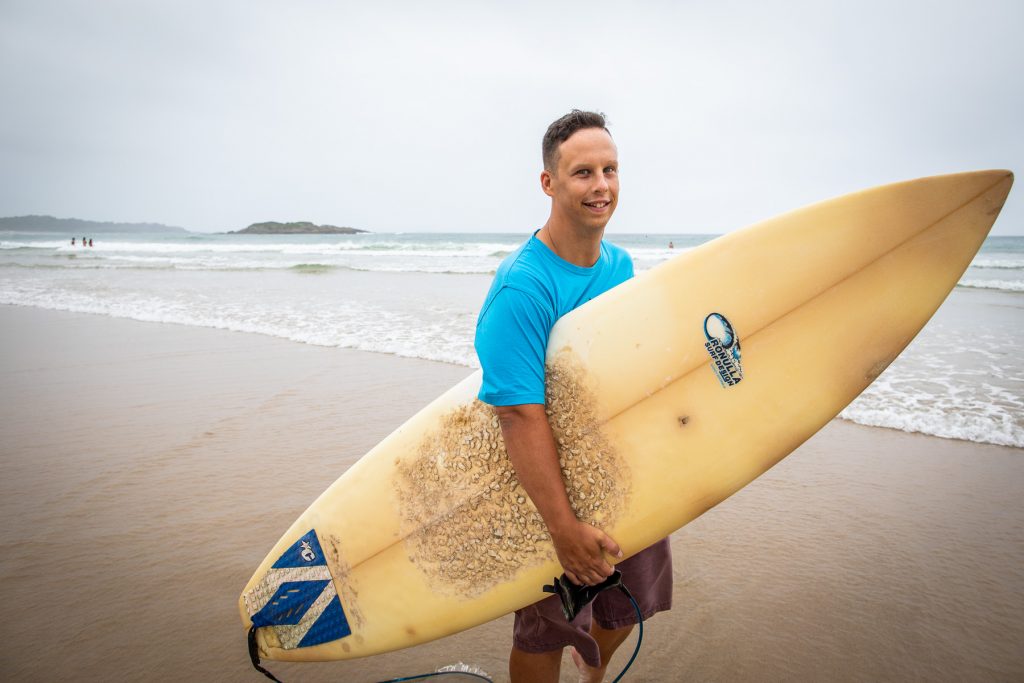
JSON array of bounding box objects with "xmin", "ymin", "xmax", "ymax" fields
[{"xmin": 541, "ymin": 127, "xmax": 619, "ymax": 233}]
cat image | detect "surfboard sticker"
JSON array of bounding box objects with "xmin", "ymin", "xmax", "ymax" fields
[
  {"xmin": 703, "ymin": 313, "xmax": 743, "ymax": 387},
  {"xmin": 244, "ymin": 529, "xmax": 352, "ymax": 649}
]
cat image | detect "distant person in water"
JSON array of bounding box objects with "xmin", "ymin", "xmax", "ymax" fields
[
  {"xmin": 71, "ymin": 238, "xmax": 75, "ymax": 246},
  {"xmin": 668, "ymin": 241, "xmax": 674, "ymax": 249},
  {"xmin": 88, "ymin": 239, "xmax": 93, "ymax": 247}
]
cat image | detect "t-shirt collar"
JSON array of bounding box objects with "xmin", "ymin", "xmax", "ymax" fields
[{"xmin": 530, "ymin": 229, "xmax": 604, "ymax": 274}]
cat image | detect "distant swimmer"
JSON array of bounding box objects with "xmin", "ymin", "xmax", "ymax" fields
[
  {"xmin": 88, "ymin": 238, "xmax": 93, "ymax": 247},
  {"xmin": 668, "ymin": 241, "xmax": 674, "ymax": 249},
  {"xmin": 71, "ymin": 238, "xmax": 76, "ymax": 246}
]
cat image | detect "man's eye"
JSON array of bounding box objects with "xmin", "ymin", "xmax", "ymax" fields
[
  {"xmin": 604, "ymin": 167, "xmax": 617, "ymax": 174},
  {"xmin": 576, "ymin": 169, "xmax": 590, "ymax": 176}
]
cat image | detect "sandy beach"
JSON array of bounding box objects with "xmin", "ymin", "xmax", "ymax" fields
[{"xmin": 1, "ymin": 304, "xmax": 1022, "ymax": 682}]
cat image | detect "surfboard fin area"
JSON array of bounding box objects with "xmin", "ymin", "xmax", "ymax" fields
[
  {"xmin": 243, "ymin": 530, "xmax": 352, "ymax": 650},
  {"xmin": 240, "ymin": 170, "xmax": 1013, "ymax": 662}
]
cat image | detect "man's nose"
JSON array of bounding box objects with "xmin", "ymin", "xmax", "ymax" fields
[{"xmin": 593, "ymin": 173, "xmax": 610, "ymax": 193}]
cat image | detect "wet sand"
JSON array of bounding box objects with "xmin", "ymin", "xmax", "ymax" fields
[{"xmin": 1, "ymin": 304, "xmax": 1022, "ymax": 682}]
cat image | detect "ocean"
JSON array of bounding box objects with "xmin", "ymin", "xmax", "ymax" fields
[{"xmin": 1, "ymin": 230, "xmax": 1022, "ymax": 447}]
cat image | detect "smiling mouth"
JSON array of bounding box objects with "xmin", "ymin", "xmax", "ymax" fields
[{"xmin": 584, "ymin": 200, "xmax": 611, "ymax": 209}]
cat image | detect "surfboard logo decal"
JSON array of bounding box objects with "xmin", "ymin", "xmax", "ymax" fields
[
  {"xmin": 703, "ymin": 313, "xmax": 743, "ymax": 387},
  {"xmin": 299, "ymin": 540, "xmax": 316, "ymax": 563},
  {"xmin": 244, "ymin": 529, "xmax": 352, "ymax": 648}
]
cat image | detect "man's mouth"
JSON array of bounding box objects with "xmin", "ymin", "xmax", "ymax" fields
[{"xmin": 584, "ymin": 200, "xmax": 611, "ymax": 210}]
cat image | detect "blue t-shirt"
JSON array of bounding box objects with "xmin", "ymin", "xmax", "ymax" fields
[{"xmin": 475, "ymin": 232, "xmax": 633, "ymax": 406}]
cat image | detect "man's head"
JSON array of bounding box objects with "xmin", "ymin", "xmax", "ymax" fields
[
  {"xmin": 542, "ymin": 109, "xmax": 610, "ymax": 173},
  {"xmin": 540, "ymin": 110, "xmax": 619, "ymax": 234}
]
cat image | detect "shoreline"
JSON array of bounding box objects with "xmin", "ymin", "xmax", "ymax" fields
[
  {"xmin": 1, "ymin": 295, "xmax": 1018, "ymax": 449},
  {"xmin": 1, "ymin": 305, "xmax": 1021, "ymax": 682}
]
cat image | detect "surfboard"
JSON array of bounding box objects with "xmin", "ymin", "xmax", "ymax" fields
[{"xmin": 239, "ymin": 170, "xmax": 1013, "ymax": 661}]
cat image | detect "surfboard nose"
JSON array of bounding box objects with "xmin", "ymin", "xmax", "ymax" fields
[
  {"xmin": 979, "ymin": 169, "xmax": 1013, "ymax": 218},
  {"xmin": 955, "ymin": 170, "xmax": 1013, "ymax": 242},
  {"xmin": 949, "ymin": 169, "xmax": 1013, "ymax": 220}
]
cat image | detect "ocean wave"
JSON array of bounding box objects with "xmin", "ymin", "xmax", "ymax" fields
[
  {"xmin": 0, "ymin": 258, "xmax": 499, "ymax": 275},
  {"xmin": 0, "ymin": 238, "xmax": 798, "ymax": 277},
  {"xmin": 969, "ymin": 258, "xmax": 1024, "ymax": 269},
  {"xmin": 0, "ymin": 290, "xmax": 478, "ymax": 367},
  {"xmin": 957, "ymin": 279, "xmax": 1024, "ymax": 292},
  {"xmin": 839, "ymin": 406, "xmax": 1023, "ymax": 448},
  {"xmin": 1, "ymin": 240, "xmax": 68, "ymax": 250},
  {"xmin": 340, "ymin": 264, "xmax": 497, "ymax": 275},
  {"xmin": 2, "ymin": 238, "xmax": 521, "ymax": 257},
  {"xmin": 288, "ymin": 263, "xmax": 338, "ymax": 274},
  {"xmin": 0, "ymin": 261, "xmax": 179, "ymax": 271},
  {"xmin": 0, "ymin": 260, "xmax": 282, "ymax": 272}
]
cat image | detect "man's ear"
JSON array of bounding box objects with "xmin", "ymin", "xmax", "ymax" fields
[{"xmin": 540, "ymin": 169, "xmax": 555, "ymax": 197}]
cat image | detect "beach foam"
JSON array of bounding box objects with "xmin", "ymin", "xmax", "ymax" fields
[{"xmin": 958, "ymin": 279, "xmax": 1024, "ymax": 292}]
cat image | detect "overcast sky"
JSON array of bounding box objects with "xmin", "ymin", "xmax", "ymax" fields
[{"xmin": 1, "ymin": 0, "xmax": 1021, "ymax": 234}]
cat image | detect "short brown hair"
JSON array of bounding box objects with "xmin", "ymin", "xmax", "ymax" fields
[{"xmin": 542, "ymin": 109, "xmax": 610, "ymax": 172}]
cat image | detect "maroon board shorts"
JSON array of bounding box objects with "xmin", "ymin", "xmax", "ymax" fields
[{"xmin": 512, "ymin": 537, "xmax": 673, "ymax": 668}]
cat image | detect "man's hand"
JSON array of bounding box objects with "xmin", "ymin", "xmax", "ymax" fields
[
  {"xmin": 494, "ymin": 403, "xmax": 623, "ymax": 586},
  {"xmin": 550, "ymin": 519, "xmax": 623, "ymax": 586}
]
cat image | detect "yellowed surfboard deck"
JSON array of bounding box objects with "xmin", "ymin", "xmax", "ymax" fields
[{"xmin": 240, "ymin": 170, "xmax": 1013, "ymax": 661}]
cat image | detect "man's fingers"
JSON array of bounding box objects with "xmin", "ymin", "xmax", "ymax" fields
[
  {"xmin": 600, "ymin": 534, "xmax": 623, "ymax": 560},
  {"xmin": 554, "ymin": 524, "xmax": 622, "ymax": 586}
]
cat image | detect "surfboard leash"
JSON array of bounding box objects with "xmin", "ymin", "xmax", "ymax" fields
[
  {"xmin": 248, "ymin": 623, "xmax": 493, "ymax": 683},
  {"xmin": 246, "ymin": 575, "xmax": 642, "ymax": 683},
  {"xmin": 247, "ymin": 570, "xmax": 649, "ymax": 683},
  {"xmin": 542, "ymin": 569, "xmax": 645, "ymax": 682},
  {"xmin": 247, "ymin": 625, "xmax": 286, "ymax": 683},
  {"xmin": 610, "ymin": 583, "xmax": 644, "ymax": 683}
]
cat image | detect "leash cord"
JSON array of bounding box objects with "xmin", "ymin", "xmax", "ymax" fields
[
  {"xmin": 248, "ymin": 624, "xmax": 493, "ymax": 683},
  {"xmin": 610, "ymin": 583, "xmax": 644, "ymax": 683},
  {"xmin": 247, "ymin": 625, "xmax": 285, "ymax": 683},
  {"xmin": 246, "ymin": 584, "xmax": 643, "ymax": 682}
]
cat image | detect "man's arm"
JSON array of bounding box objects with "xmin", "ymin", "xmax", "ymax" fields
[{"xmin": 494, "ymin": 402, "xmax": 622, "ymax": 586}]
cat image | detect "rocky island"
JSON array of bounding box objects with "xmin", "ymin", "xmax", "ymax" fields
[{"xmin": 231, "ymin": 221, "xmax": 366, "ymax": 235}]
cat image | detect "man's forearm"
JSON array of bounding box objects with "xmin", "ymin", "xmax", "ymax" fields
[
  {"xmin": 494, "ymin": 402, "xmax": 621, "ymax": 585},
  {"xmin": 494, "ymin": 403, "xmax": 577, "ymax": 535}
]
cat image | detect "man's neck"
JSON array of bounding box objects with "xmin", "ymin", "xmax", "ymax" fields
[{"xmin": 537, "ymin": 221, "xmax": 604, "ymax": 268}]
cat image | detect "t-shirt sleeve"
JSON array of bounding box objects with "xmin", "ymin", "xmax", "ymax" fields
[{"xmin": 474, "ymin": 286, "xmax": 552, "ymax": 406}]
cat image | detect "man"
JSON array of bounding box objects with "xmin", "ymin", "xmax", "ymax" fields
[{"xmin": 475, "ymin": 110, "xmax": 672, "ymax": 683}]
